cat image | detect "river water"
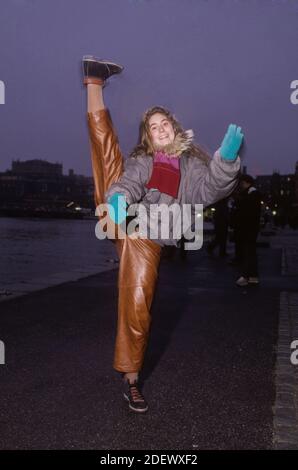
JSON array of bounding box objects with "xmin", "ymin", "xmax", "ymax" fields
[{"xmin": 0, "ymin": 217, "xmax": 117, "ymax": 291}]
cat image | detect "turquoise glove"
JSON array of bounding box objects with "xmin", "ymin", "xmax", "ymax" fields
[
  {"xmin": 107, "ymin": 192, "xmax": 127, "ymax": 224},
  {"xmin": 220, "ymin": 124, "xmax": 244, "ymax": 161}
]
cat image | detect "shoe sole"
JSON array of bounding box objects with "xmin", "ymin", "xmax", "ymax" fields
[
  {"xmin": 123, "ymin": 393, "xmax": 149, "ymax": 413},
  {"xmin": 236, "ymin": 281, "xmax": 248, "ymax": 286},
  {"xmin": 236, "ymin": 282, "xmax": 259, "ymax": 286}
]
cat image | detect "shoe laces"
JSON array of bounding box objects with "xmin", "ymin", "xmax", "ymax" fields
[{"xmin": 128, "ymin": 381, "xmax": 145, "ymax": 402}]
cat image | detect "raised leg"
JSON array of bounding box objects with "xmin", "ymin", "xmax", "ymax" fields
[
  {"xmin": 86, "ymin": 84, "xmax": 124, "ymax": 207},
  {"xmin": 87, "ymin": 83, "xmax": 105, "ymax": 113}
]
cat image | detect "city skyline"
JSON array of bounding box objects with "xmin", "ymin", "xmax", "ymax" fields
[{"xmin": 1, "ymin": 155, "xmax": 298, "ymax": 179}]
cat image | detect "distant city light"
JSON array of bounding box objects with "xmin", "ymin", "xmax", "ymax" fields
[
  {"xmin": 211, "ymin": 208, "xmax": 216, "ymax": 212},
  {"xmin": 272, "ymin": 211, "xmax": 277, "ymax": 216}
]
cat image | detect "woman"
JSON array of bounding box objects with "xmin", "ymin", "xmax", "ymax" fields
[{"xmin": 83, "ymin": 55, "xmax": 243, "ymax": 413}]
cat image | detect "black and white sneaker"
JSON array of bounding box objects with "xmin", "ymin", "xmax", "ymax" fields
[
  {"xmin": 123, "ymin": 379, "xmax": 148, "ymax": 413},
  {"xmin": 82, "ymin": 55, "xmax": 123, "ymax": 85}
]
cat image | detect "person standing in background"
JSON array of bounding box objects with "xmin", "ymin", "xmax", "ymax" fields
[
  {"xmin": 235, "ymin": 175, "xmax": 261, "ymax": 286},
  {"xmin": 207, "ymin": 197, "xmax": 230, "ymax": 257}
]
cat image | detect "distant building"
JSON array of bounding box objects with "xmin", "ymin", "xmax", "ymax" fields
[
  {"xmin": 255, "ymin": 172, "xmax": 296, "ymax": 206},
  {"xmin": 255, "ymin": 161, "xmax": 298, "ymax": 228},
  {"xmin": 0, "ymin": 159, "xmax": 94, "ymax": 209},
  {"xmin": 12, "ymin": 159, "xmax": 63, "ymax": 177}
]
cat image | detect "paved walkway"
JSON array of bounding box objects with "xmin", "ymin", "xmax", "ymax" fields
[
  {"xmin": 0, "ymin": 229, "xmax": 297, "ymax": 449},
  {"xmin": 271, "ymin": 228, "xmax": 298, "ymax": 449}
]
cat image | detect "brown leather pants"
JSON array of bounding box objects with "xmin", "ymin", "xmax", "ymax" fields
[{"xmin": 87, "ymin": 108, "xmax": 161, "ymax": 373}]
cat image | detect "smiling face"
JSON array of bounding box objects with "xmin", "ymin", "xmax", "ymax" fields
[{"xmin": 148, "ymin": 112, "xmax": 176, "ymax": 149}]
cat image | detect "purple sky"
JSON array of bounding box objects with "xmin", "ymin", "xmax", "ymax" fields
[{"xmin": 0, "ymin": 0, "xmax": 297, "ymax": 177}]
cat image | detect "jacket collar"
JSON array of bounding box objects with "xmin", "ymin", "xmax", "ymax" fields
[{"xmin": 153, "ymin": 129, "xmax": 194, "ymax": 158}]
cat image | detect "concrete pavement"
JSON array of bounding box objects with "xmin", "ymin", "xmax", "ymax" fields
[{"xmin": 0, "ymin": 229, "xmax": 297, "ymax": 449}]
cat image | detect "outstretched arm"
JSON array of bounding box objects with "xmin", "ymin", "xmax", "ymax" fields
[{"xmin": 186, "ymin": 124, "xmax": 243, "ymax": 206}]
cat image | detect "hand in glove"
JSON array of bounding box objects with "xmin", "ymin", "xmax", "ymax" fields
[
  {"xmin": 220, "ymin": 124, "xmax": 244, "ymax": 161},
  {"xmin": 107, "ymin": 192, "xmax": 127, "ymax": 224}
]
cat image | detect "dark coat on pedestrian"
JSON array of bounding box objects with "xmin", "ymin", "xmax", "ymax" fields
[{"xmin": 236, "ymin": 186, "xmax": 261, "ymax": 241}]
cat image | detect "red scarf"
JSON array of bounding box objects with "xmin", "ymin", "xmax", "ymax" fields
[{"xmin": 146, "ymin": 151, "xmax": 181, "ymax": 198}]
